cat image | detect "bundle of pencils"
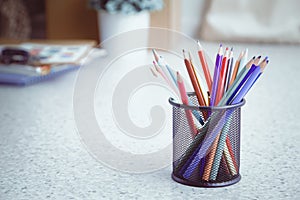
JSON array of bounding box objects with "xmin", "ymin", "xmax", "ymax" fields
[{"xmin": 150, "ymin": 41, "xmax": 269, "ymax": 183}]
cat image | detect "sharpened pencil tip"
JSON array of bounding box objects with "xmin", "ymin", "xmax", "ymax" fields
[
  {"xmin": 197, "ymin": 40, "xmax": 203, "ymax": 50},
  {"xmin": 225, "ymin": 47, "xmax": 229, "ymax": 51},
  {"xmin": 182, "ymin": 49, "xmax": 187, "ymax": 59},
  {"xmin": 266, "ymin": 60, "xmax": 269, "ymax": 64},
  {"xmin": 152, "ymin": 49, "xmax": 160, "ymax": 62},
  {"xmin": 264, "ymin": 56, "xmax": 268, "ymax": 60},
  {"xmin": 231, "ymin": 47, "xmax": 233, "ymax": 51},
  {"xmin": 257, "ymin": 55, "xmax": 261, "ymax": 59},
  {"xmin": 218, "ymin": 45, "xmax": 223, "ymax": 55},
  {"xmin": 219, "ymin": 44, "xmax": 222, "ymax": 47},
  {"xmin": 252, "ymin": 56, "xmax": 255, "ymax": 59},
  {"xmin": 177, "ymin": 71, "xmax": 183, "ymax": 83}
]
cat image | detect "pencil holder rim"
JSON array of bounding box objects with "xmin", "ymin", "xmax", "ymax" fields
[{"xmin": 168, "ymin": 93, "xmax": 245, "ymax": 110}]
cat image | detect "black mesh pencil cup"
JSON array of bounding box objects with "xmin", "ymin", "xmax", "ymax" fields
[{"xmin": 169, "ymin": 93, "xmax": 245, "ymax": 187}]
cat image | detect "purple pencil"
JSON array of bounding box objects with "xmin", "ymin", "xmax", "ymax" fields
[{"xmin": 210, "ymin": 44, "xmax": 223, "ymax": 106}]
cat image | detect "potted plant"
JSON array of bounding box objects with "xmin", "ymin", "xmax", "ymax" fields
[{"xmin": 89, "ymin": 0, "xmax": 164, "ymax": 42}]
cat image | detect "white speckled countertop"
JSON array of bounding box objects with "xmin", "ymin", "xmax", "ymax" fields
[{"xmin": 0, "ymin": 43, "xmax": 299, "ymax": 200}]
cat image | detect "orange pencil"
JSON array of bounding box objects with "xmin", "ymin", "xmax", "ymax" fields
[
  {"xmin": 197, "ymin": 40, "xmax": 212, "ymax": 92},
  {"xmin": 189, "ymin": 51, "xmax": 207, "ymax": 106},
  {"xmin": 202, "ymin": 133, "xmax": 221, "ymax": 181},
  {"xmin": 229, "ymin": 50, "xmax": 244, "ymax": 86},
  {"xmin": 183, "ymin": 50, "xmax": 206, "ymax": 108}
]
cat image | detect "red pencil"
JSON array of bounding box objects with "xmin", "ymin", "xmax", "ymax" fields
[
  {"xmin": 177, "ymin": 72, "xmax": 198, "ymax": 137},
  {"xmin": 197, "ymin": 40, "xmax": 212, "ymax": 92},
  {"xmin": 215, "ymin": 47, "xmax": 229, "ymax": 104}
]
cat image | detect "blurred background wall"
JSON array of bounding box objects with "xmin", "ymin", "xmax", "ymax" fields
[{"xmin": 0, "ymin": 0, "xmax": 299, "ymax": 44}]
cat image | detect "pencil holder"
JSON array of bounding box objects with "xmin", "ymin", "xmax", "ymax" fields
[{"xmin": 169, "ymin": 93, "xmax": 245, "ymax": 187}]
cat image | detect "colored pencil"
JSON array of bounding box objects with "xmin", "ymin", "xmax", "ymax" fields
[
  {"xmin": 223, "ymin": 143, "xmax": 237, "ymax": 175},
  {"xmin": 224, "ymin": 48, "xmax": 234, "ymax": 92},
  {"xmin": 226, "ymin": 55, "xmax": 261, "ymax": 105},
  {"xmin": 153, "ymin": 61, "xmax": 176, "ymax": 93},
  {"xmin": 215, "ymin": 47, "xmax": 229, "ymax": 104},
  {"xmin": 179, "ymin": 56, "xmax": 257, "ymax": 179},
  {"xmin": 183, "ymin": 50, "xmax": 206, "ymax": 108},
  {"xmin": 160, "ymin": 56, "xmax": 177, "ymax": 86},
  {"xmin": 205, "ymin": 57, "xmax": 268, "ymax": 180},
  {"xmin": 152, "ymin": 50, "xmax": 179, "ymax": 96},
  {"xmin": 152, "ymin": 49, "xmax": 205, "ymax": 126},
  {"xmin": 237, "ymin": 48, "xmax": 248, "ymax": 74},
  {"xmin": 209, "ymin": 114, "xmax": 236, "ymax": 180},
  {"xmin": 177, "ymin": 72, "xmax": 198, "ymax": 138},
  {"xmin": 150, "ymin": 46, "xmax": 269, "ymax": 183},
  {"xmin": 231, "ymin": 58, "xmax": 268, "ymax": 105},
  {"xmin": 229, "ymin": 50, "xmax": 244, "ymax": 86},
  {"xmin": 189, "ymin": 51, "xmax": 207, "ymax": 106},
  {"xmin": 219, "ymin": 56, "xmax": 255, "ymax": 105},
  {"xmin": 202, "ymin": 133, "xmax": 221, "ymax": 181},
  {"xmin": 197, "ymin": 40, "xmax": 212, "ymax": 92},
  {"xmin": 210, "ymin": 44, "xmax": 223, "ymax": 106},
  {"xmin": 207, "ymin": 59, "xmax": 269, "ymax": 179}
]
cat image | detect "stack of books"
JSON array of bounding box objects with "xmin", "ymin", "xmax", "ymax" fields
[{"xmin": 0, "ymin": 40, "xmax": 96, "ymax": 85}]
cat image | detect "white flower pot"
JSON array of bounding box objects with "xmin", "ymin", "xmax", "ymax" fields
[{"xmin": 98, "ymin": 11, "xmax": 150, "ymax": 43}]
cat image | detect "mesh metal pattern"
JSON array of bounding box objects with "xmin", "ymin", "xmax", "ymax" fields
[{"xmin": 170, "ymin": 94, "xmax": 245, "ymax": 187}]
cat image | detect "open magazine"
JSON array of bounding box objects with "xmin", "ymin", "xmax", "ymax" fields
[{"xmin": 0, "ymin": 41, "xmax": 103, "ymax": 85}]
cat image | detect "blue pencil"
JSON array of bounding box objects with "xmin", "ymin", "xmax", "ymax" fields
[
  {"xmin": 231, "ymin": 59, "xmax": 268, "ymax": 104},
  {"xmin": 226, "ymin": 64, "xmax": 258, "ymax": 104}
]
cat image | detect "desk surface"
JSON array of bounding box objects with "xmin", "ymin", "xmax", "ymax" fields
[{"xmin": 0, "ymin": 42, "xmax": 299, "ymax": 199}]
